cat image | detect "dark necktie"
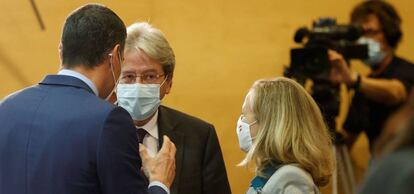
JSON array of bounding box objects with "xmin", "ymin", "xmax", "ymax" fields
[{"xmin": 136, "ymin": 128, "xmax": 148, "ymax": 144}]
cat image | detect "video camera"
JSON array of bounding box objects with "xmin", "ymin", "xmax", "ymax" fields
[{"xmin": 285, "ymin": 18, "xmax": 368, "ymax": 81}]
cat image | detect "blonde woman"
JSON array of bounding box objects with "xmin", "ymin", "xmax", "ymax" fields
[{"xmin": 236, "ymin": 77, "xmax": 334, "ymax": 194}]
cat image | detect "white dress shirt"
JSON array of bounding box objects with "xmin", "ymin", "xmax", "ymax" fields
[
  {"xmin": 136, "ymin": 111, "xmax": 170, "ymax": 194},
  {"xmin": 58, "ymin": 69, "xmax": 99, "ymax": 96},
  {"xmin": 136, "ymin": 111, "xmax": 159, "ymax": 157}
]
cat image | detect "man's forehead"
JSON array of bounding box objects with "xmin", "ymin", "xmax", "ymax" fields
[
  {"xmin": 122, "ymin": 63, "xmax": 152, "ymax": 73},
  {"xmin": 123, "ymin": 52, "xmax": 163, "ymax": 72},
  {"xmin": 121, "ymin": 64, "xmax": 159, "ymax": 74}
]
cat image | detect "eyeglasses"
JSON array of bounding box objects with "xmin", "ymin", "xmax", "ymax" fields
[
  {"xmin": 363, "ymin": 29, "xmax": 382, "ymax": 37},
  {"xmin": 120, "ymin": 73, "xmax": 166, "ymax": 84}
]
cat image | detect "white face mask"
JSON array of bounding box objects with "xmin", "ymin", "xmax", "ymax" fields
[
  {"xmin": 236, "ymin": 116, "xmax": 257, "ymax": 153},
  {"xmin": 117, "ymin": 78, "xmax": 167, "ymax": 121},
  {"xmin": 358, "ymin": 37, "xmax": 387, "ymax": 70}
]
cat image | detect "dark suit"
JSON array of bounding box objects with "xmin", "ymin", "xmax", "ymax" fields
[
  {"xmin": 0, "ymin": 75, "xmax": 166, "ymax": 194},
  {"xmin": 156, "ymin": 106, "xmax": 231, "ymax": 194}
]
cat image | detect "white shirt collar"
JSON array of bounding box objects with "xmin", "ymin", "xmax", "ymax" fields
[
  {"xmin": 137, "ymin": 111, "xmax": 159, "ymax": 139},
  {"xmin": 58, "ymin": 69, "xmax": 99, "ymax": 96}
]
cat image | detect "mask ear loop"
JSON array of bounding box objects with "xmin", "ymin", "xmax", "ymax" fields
[
  {"xmin": 109, "ymin": 53, "xmax": 118, "ymax": 84},
  {"xmin": 249, "ymin": 120, "xmax": 257, "ymax": 126},
  {"xmin": 113, "ymin": 51, "xmax": 123, "ymax": 105},
  {"xmin": 240, "ymin": 114, "xmax": 257, "ymax": 126},
  {"xmin": 159, "ymin": 75, "xmax": 169, "ymax": 87},
  {"xmin": 105, "ymin": 53, "xmax": 120, "ymax": 102},
  {"xmin": 249, "ymin": 120, "xmax": 258, "ymax": 143}
]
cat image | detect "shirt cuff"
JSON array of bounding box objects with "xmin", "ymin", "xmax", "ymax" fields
[{"xmin": 149, "ymin": 181, "xmax": 170, "ymax": 194}]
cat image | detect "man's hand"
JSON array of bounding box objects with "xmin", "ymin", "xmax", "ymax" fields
[
  {"xmin": 139, "ymin": 135, "xmax": 176, "ymax": 188},
  {"xmin": 328, "ymin": 49, "xmax": 357, "ymax": 85}
]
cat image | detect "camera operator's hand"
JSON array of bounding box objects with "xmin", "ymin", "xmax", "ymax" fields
[
  {"xmin": 328, "ymin": 49, "xmax": 407, "ymax": 105},
  {"xmin": 328, "ymin": 49, "xmax": 357, "ymax": 85}
]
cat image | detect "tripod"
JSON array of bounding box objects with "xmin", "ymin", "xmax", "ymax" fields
[{"xmin": 312, "ymin": 81, "xmax": 356, "ymax": 194}]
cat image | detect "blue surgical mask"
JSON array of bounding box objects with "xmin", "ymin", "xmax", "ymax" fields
[
  {"xmin": 358, "ymin": 37, "xmax": 387, "ymax": 70},
  {"xmin": 117, "ymin": 79, "xmax": 167, "ymax": 121},
  {"xmin": 236, "ymin": 116, "xmax": 257, "ymax": 152}
]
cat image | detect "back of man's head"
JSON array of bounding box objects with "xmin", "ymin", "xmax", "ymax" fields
[
  {"xmin": 61, "ymin": 4, "xmax": 126, "ymax": 69},
  {"xmin": 351, "ymin": 0, "xmax": 402, "ymax": 49}
]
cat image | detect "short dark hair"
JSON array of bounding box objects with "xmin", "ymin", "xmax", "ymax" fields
[
  {"xmin": 351, "ymin": 0, "xmax": 402, "ymax": 49},
  {"xmin": 61, "ymin": 4, "xmax": 126, "ymax": 68}
]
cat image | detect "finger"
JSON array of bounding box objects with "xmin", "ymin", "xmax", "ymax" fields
[
  {"xmin": 169, "ymin": 141, "xmax": 176, "ymax": 158},
  {"xmin": 328, "ymin": 50, "xmax": 342, "ymax": 61},
  {"xmin": 159, "ymin": 135, "xmax": 172, "ymax": 154},
  {"xmin": 328, "ymin": 49, "xmax": 339, "ymax": 56},
  {"xmin": 329, "ymin": 55, "xmax": 340, "ymax": 63},
  {"xmin": 167, "ymin": 136, "xmax": 176, "ymax": 158},
  {"xmin": 327, "ymin": 49, "xmax": 334, "ymax": 56},
  {"xmin": 165, "ymin": 136, "xmax": 174, "ymax": 152},
  {"xmin": 327, "ymin": 50, "xmax": 336, "ymax": 60},
  {"xmin": 140, "ymin": 166, "xmax": 149, "ymax": 178},
  {"xmin": 139, "ymin": 143, "xmax": 150, "ymax": 160}
]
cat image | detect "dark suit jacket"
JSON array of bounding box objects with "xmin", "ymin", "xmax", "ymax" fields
[
  {"xmin": 156, "ymin": 106, "xmax": 231, "ymax": 194},
  {"xmin": 0, "ymin": 75, "xmax": 166, "ymax": 194}
]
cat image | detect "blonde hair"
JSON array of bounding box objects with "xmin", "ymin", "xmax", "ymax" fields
[
  {"xmin": 240, "ymin": 77, "xmax": 334, "ymax": 186},
  {"xmin": 125, "ymin": 22, "xmax": 175, "ymax": 77}
]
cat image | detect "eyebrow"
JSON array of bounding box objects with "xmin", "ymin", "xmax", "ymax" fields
[
  {"xmin": 141, "ymin": 69, "xmax": 160, "ymax": 74},
  {"xmin": 121, "ymin": 68, "xmax": 161, "ymax": 75},
  {"xmin": 121, "ymin": 70, "xmax": 136, "ymax": 74}
]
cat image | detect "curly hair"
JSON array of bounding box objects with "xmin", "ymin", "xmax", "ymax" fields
[{"xmin": 351, "ymin": 0, "xmax": 402, "ymax": 49}]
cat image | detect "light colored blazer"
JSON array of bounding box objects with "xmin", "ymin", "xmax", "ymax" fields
[{"xmin": 246, "ymin": 164, "xmax": 320, "ymax": 194}]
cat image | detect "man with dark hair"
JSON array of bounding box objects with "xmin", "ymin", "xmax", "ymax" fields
[
  {"xmin": 0, "ymin": 4, "xmax": 175, "ymax": 194},
  {"xmin": 60, "ymin": 4, "xmax": 127, "ymax": 68},
  {"xmin": 329, "ymin": 0, "xmax": 414, "ymax": 151}
]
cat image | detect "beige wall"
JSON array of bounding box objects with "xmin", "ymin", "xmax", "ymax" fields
[{"xmin": 1, "ymin": 1, "xmax": 413, "ymax": 193}]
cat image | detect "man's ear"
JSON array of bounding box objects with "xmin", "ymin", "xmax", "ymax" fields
[
  {"xmin": 109, "ymin": 44, "xmax": 124, "ymax": 77},
  {"xmin": 59, "ymin": 42, "xmax": 63, "ymax": 65},
  {"xmin": 165, "ymin": 79, "xmax": 173, "ymax": 94},
  {"xmin": 112, "ymin": 44, "xmax": 123, "ymax": 61}
]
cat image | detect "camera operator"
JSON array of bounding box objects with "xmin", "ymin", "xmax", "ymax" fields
[{"xmin": 329, "ymin": 0, "xmax": 414, "ymax": 152}]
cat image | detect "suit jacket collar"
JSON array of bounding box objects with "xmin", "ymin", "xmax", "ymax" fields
[
  {"xmin": 39, "ymin": 75, "xmax": 95, "ymax": 95},
  {"xmin": 157, "ymin": 106, "xmax": 177, "ymax": 132},
  {"xmin": 157, "ymin": 105, "xmax": 184, "ymax": 194}
]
